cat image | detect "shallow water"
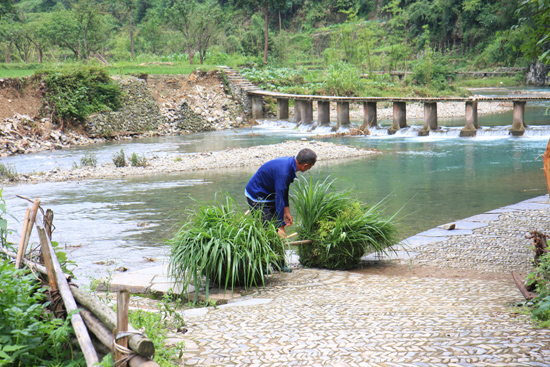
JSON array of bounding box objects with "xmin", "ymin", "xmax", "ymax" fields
[{"xmin": 2, "ymin": 90, "xmax": 550, "ymax": 286}]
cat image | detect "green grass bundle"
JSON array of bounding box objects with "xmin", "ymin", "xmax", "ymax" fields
[
  {"xmin": 291, "ymin": 176, "xmax": 399, "ymax": 270},
  {"xmin": 168, "ymin": 194, "xmax": 286, "ymax": 297}
]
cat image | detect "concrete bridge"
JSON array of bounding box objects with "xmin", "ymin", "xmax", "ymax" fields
[{"xmin": 221, "ymin": 67, "xmax": 549, "ymax": 137}]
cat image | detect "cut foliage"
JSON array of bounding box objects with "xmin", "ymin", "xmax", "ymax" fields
[{"xmin": 291, "ymin": 175, "xmax": 399, "ymax": 270}]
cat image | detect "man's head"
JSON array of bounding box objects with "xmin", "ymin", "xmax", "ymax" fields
[{"xmin": 295, "ymin": 148, "xmax": 317, "ymax": 172}]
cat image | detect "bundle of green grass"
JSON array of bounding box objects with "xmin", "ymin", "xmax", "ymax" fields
[
  {"xmin": 291, "ymin": 176, "xmax": 399, "ymax": 270},
  {"xmin": 168, "ymin": 194, "xmax": 286, "ymax": 296}
]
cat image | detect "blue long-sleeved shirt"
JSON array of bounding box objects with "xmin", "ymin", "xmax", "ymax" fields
[{"xmin": 245, "ymin": 156, "xmax": 297, "ymax": 226}]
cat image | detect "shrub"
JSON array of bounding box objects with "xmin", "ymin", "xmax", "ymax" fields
[
  {"xmin": 113, "ymin": 149, "xmax": 126, "ymax": 167},
  {"xmin": 0, "ymin": 260, "xmax": 84, "ymax": 366},
  {"xmin": 526, "ymin": 251, "xmax": 550, "ymax": 327},
  {"xmin": 168, "ymin": 194, "xmax": 285, "ymax": 298},
  {"xmin": 37, "ymin": 65, "xmax": 123, "ymax": 126},
  {"xmin": 291, "ymin": 175, "xmax": 399, "ymax": 270},
  {"xmin": 130, "ymin": 152, "xmax": 147, "ymax": 167},
  {"xmin": 322, "ymin": 62, "xmax": 364, "ymax": 97}
]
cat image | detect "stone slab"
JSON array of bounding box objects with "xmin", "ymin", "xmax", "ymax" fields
[
  {"xmin": 219, "ymin": 298, "xmax": 273, "ymax": 308},
  {"xmin": 445, "ymin": 220, "xmax": 488, "ymax": 230},
  {"xmin": 463, "ymin": 213, "xmax": 502, "ymax": 222},
  {"xmin": 417, "ymin": 228, "xmax": 473, "ymax": 237}
]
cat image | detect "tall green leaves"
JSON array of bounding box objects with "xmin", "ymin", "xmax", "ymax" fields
[
  {"xmin": 291, "ymin": 175, "xmax": 399, "ymax": 270},
  {"xmin": 168, "ymin": 194, "xmax": 286, "ymax": 300}
]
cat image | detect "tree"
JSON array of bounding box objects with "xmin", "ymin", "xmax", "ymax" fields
[{"xmin": 516, "ymin": 0, "xmax": 550, "ymax": 64}]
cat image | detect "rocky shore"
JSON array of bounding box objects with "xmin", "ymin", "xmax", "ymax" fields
[{"xmin": 9, "ymin": 140, "xmax": 377, "ymax": 184}]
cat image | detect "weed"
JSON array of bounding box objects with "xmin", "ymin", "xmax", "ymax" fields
[
  {"xmin": 173, "ymin": 157, "xmax": 182, "ymax": 162},
  {"xmin": 0, "ymin": 164, "xmax": 18, "ymax": 181},
  {"xmin": 79, "ymin": 153, "xmax": 98, "ymax": 168},
  {"xmin": 113, "ymin": 149, "xmax": 126, "ymax": 167},
  {"xmin": 130, "ymin": 152, "xmax": 147, "ymax": 167}
]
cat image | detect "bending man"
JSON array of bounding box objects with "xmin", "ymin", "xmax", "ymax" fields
[{"xmin": 245, "ymin": 148, "xmax": 317, "ymax": 238}]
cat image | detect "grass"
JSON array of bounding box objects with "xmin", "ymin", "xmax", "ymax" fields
[
  {"xmin": 454, "ymin": 76, "xmax": 523, "ymax": 88},
  {"xmin": 291, "ymin": 175, "xmax": 399, "ymax": 270},
  {"xmin": 168, "ymin": 193, "xmax": 286, "ymax": 301}
]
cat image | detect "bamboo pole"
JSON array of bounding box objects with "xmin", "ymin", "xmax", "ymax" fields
[
  {"xmin": 15, "ymin": 199, "xmax": 40, "ymax": 268},
  {"xmin": 36, "ymin": 224, "xmax": 99, "ymax": 366},
  {"xmin": 116, "ymin": 289, "xmax": 130, "ymax": 367},
  {"xmin": 288, "ymin": 239, "xmax": 313, "ymax": 246},
  {"xmin": 80, "ymin": 309, "xmax": 159, "ymax": 367},
  {"xmin": 70, "ymin": 286, "xmax": 155, "ymax": 357}
]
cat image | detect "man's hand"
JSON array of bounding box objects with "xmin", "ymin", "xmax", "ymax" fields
[
  {"xmin": 283, "ymin": 206, "xmax": 293, "ymax": 226},
  {"xmin": 278, "ymin": 227, "xmax": 287, "ymax": 238}
]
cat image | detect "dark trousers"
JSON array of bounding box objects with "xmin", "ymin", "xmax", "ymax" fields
[{"xmin": 247, "ymin": 197, "xmax": 277, "ymax": 225}]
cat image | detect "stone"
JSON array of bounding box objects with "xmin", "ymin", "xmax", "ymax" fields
[{"xmin": 443, "ymin": 223, "xmax": 456, "ymax": 230}]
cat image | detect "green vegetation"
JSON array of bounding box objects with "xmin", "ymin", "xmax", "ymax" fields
[
  {"xmin": 526, "ymin": 251, "xmax": 550, "ymax": 327},
  {"xmin": 113, "ymin": 148, "xmax": 127, "ymax": 167},
  {"xmin": 130, "ymin": 152, "xmax": 147, "ymax": 167},
  {"xmin": 74, "ymin": 153, "xmax": 97, "ymax": 168},
  {"xmin": 291, "ymin": 176, "xmax": 399, "ymax": 270},
  {"xmin": 168, "ymin": 194, "xmax": 285, "ymax": 299},
  {"xmin": 38, "ymin": 65, "xmax": 123, "ymax": 126},
  {"xmin": 0, "ymin": 163, "xmax": 18, "ymax": 181},
  {"xmin": 0, "ymin": 260, "xmax": 85, "ymax": 366}
]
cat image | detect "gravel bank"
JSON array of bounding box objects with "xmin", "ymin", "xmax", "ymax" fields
[{"xmin": 12, "ymin": 140, "xmax": 377, "ymax": 184}]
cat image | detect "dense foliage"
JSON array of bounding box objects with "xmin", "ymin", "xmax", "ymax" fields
[
  {"xmin": 526, "ymin": 251, "xmax": 550, "ymax": 327},
  {"xmin": 0, "ymin": 0, "xmax": 547, "ymax": 71},
  {"xmin": 38, "ymin": 65, "xmax": 123, "ymax": 125},
  {"xmin": 0, "ymin": 260, "xmax": 84, "ymax": 367},
  {"xmin": 168, "ymin": 194, "xmax": 286, "ymax": 298},
  {"xmin": 291, "ymin": 176, "xmax": 399, "ymax": 270}
]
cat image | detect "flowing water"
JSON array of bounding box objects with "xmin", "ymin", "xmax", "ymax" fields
[{"xmin": 2, "ymin": 88, "xmax": 550, "ymax": 286}]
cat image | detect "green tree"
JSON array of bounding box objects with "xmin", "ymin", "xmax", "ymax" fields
[{"xmin": 516, "ymin": 0, "xmax": 550, "ymax": 64}]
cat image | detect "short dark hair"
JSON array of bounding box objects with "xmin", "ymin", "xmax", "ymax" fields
[{"xmin": 296, "ymin": 148, "xmax": 317, "ymax": 165}]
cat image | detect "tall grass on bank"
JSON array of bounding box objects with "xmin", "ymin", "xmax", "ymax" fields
[
  {"xmin": 168, "ymin": 194, "xmax": 286, "ymax": 300},
  {"xmin": 291, "ymin": 175, "xmax": 399, "ymax": 270}
]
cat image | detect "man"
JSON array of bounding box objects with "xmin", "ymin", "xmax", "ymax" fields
[{"xmin": 245, "ymin": 148, "xmax": 317, "ymax": 238}]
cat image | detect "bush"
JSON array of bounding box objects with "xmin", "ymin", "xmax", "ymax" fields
[
  {"xmin": 37, "ymin": 65, "xmax": 123, "ymax": 126},
  {"xmin": 291, "ymin": 176, "xmax": 399, "ymax": 270},
  {"xmin": 0, "ymin": 260, "xmax": 84, "ymax": 366},
  {"xmin": 322, "ymin": 62, "xmax": 364, "ymax": 97},
  {"xmin": 526, "ymin": 251, "xmax": 550, "ymax": 326},
  {"xmin": 168, "ymin": 194, "xmax": 285, "ymax": 297},
  {"xmin": 0, "ymin": 163, "xmax": 18, "ymax": 181},
  {"xmin": 113, "ymin": 149, "xmax": 126, "ymax": 167},
  {"xmin": 79, "ymin": 153, "xmax": 97, "ymax": 168},
  {"xmin": 130, "ymin": 152, "xmax": 147, "ymax": 167}
]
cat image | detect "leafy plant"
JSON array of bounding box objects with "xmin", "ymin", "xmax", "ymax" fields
[
  {"xmin": 38, "ymin": 65, "xmax": 123, "ymax": 126},
  {"xmin": 322, "ymin": 62, "xmax": 364, "ymax": 97},
  {"xmin": 76, "ymin": 153, "xmax": 97, "ymax": 168},
  {"xmin": 291, "ymin": 175, "xmax": 399, "ymax": 270},
  {"xmin": 0, "ymin": 260, "xmax": 85, "ymax": 366},
  {"xmin": 168, "ymin": 193, "xmax": 285, "ymax": 300},
  {"xmin": 526, "ymin": 250, "xmax": 550, "ymax": 326},
  {"xmin": 113, "ymin": 149, "xmax": 127, "ymax": 167},
  {"xmin": 130, "ymin": 152, "xmax": 147, "ymax": 167}
]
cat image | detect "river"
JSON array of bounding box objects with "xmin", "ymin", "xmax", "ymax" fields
[{"xmin": 2, "ymin": 89, "xmax": 550, "ymax": 286}]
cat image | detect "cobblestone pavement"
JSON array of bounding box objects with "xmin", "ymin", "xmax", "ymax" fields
[{"xmin": 166, "ymin": 195, "xmax": 550, "ymax": 366}]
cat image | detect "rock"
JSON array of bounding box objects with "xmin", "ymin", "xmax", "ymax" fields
[{"xmin": 443, "ymin": 223, "xmax": 456, "ymax": 230}]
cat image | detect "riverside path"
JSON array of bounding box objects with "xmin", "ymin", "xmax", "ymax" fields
[{"xmin": 111, "ymin": 195, "xmax": 550, "ymax": 366}]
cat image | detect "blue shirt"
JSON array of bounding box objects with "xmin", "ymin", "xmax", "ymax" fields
[{"xmin": 245, "ymin": 156, "xmax": 297, "ymax": 226}]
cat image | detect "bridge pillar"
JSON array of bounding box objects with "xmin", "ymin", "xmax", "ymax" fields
[
  {"xmin": 251, "ymin": 96, "xmax": 263, "ymax": 119},
  {"xmin": 389, "ymin": 102, "xmax": 406, "ymax": 134},
  {"xmin": 460, "ymin": 101, "xmax": 478, "ymax": 137},
  {"xmin": 317, "ymin": 101, "xmax": 331, "ymax": 127},
  {"xmin": 294, "ymin": 100, "xmax": 302, "ymax": 124},
  {"xmin": 301, "ymin": 100, "xmax": 314, "ymax": 125},
  {"xmin": 361, "ymin": 102, "xmax": 377, "ymax": 132},
  {"xmin": 510, "ymin": 101, "xmax": 526, "ymax": 136},
  {"xmin": 277, "ymin": 99, "xmax": 289, "ymax": 120},
  {"xmin": 419, "ymin": 102, "xmax": 438, "ymax": 136},
  {"xmin": 337, "ymin": 102, "xmax": 350, "ymax": 128}
]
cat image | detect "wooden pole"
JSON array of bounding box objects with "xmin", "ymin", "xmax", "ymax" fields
[
  {"xmin": 543, "ymin": 138, "xmax": 550, "ymax": 196},
  {"xmin": 80, "ymin": 309, "xmax": 159, "ymax": 367},
  {"xmin": 15, "ymin": 199, "xmax": 40, "ymax": 268},
  {"xmin": 116, "ymin": 289, "xmax": 130, "ymax": 367},
  {"xmin": 288, "ymin": 239, "xmax": 313, "ymax": 246},
  {"xmin": 36, "ymin": 224, "xmax": 99, "ymax": 366},
  {"xmin": 70, "ymin": 286, "xmax": 155, "ymax": 357},
  {"xmin": 0, "ymin": 246, "xmax": 70, "ymax": 280}
]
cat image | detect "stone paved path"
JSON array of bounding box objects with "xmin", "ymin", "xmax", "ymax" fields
[{"xmin": 115, "ymin": 195, "xmax": 550, "ymax": 366}]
